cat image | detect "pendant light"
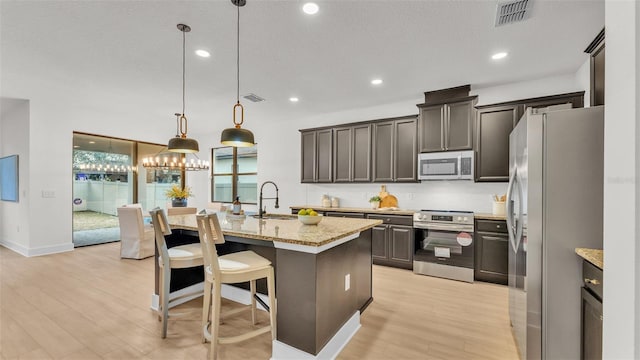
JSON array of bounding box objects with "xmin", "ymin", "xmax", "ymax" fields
[
  {"xmin": 221, "ymin": 0, "xmax": 255, "ymax": 147},
  {"xmin": 168, "ymin": 23, "xmax": 199, "ymax": 153}
]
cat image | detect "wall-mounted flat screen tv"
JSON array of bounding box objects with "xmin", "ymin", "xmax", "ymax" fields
[{"xmin": 0, "ymin": 155, "xmax": 19, "ymax": 202}]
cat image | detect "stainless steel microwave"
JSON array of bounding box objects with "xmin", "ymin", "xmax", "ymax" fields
[{"xmin": 417, "ymin": 150, "xmax": 474, "ymax": 180}]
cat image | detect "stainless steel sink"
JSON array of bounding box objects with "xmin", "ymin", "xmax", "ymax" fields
[{"xmin": 251, "ymin": 214, "xmax": 296, "ymax": 220}]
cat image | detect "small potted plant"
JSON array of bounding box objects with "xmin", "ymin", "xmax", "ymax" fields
[
  {"xmin": 165, "ymin": 185, "xmax": 193, "ymax": 207},
  {"xmin": 369, "ymin": 195, "xmax": 381, "ymax": 209}
]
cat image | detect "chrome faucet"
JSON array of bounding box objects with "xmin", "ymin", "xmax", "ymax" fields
[{"xmin": 258, "ymin": 181, "xmax": 279, "ymax": 218}]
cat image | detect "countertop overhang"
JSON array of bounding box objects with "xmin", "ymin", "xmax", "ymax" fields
[
  {"xmin": 575, "ymin": 248, "xmax": 603, "ymax": 269},
  {"xmin": 168, "ymin": 212, "xmax": 382, "ymax": 249}
]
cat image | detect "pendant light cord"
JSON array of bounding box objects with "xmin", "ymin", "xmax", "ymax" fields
[
  {"xmin": 236, "ymin": 4, "xmax": 240, "ymax": 104},
  {"xmin": 182, "ymin": 28, "xmax": 186, "ymax": 116}
]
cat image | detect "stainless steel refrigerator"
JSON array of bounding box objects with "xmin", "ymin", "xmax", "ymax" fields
[{"xmin": 507, "ymin": 106, "xmax": 604, "ymax": 359}]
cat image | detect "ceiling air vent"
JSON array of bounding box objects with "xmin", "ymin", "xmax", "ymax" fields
[
  {"xmin": 495, "ymin": 0, "xmax": 531, "ymax": 27},
  {"xmin": 243, "ymin": 93, "xmax": 265, "ymax": 102}
]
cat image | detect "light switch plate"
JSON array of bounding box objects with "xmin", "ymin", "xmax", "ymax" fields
[
  {"xmin": 345, "ymin": 274, "xmax": 351, "ymax": 291},
  {"xmin": 42, "ymin": 190, "xmax": 55, "ymax": 198}
]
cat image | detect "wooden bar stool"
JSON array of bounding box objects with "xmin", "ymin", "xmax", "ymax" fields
[
  {"xmin": 195, "ymin": 213, "xmax": 276, "ymax": 360},
  {"xmin": 167, "ymin": 206, "xmax": 197, "ymax": 216},
  {"xmin": 149, "ymin": 208, "xmax": 204, "ymax": 338}
]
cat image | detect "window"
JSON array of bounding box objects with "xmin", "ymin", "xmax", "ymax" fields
[{"xmin": 211, "ymin": 145, "xmax": 257, "ymax": 204}]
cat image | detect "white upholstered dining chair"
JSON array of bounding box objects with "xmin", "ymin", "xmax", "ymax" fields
[
  {"xmin": 195, "ymin": 212, "xmax": 276, "ymax": 360},
  {"xmin": 149, "ymin": 207, "xmax": 204, "ymax": 338},
  {"xmin": 116, "ymin": 205, "xmax": 154, "ymax": 259}
]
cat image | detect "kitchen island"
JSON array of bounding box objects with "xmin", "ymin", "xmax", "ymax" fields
[{"xmin": 162, "ymin": 212, "xmax": 382, "ymax": 359}]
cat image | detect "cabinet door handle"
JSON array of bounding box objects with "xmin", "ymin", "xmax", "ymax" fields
[
  {"xmin": 446, "ymin": 105, "xmax": 450, "ymax": 150},
  {"xmin": 482, "ymin": 235, "xmax": 505, "ymax": 241},
  {"xmin": 440, "ymin": 107, "xmax": 445, "ymax": 150},
  {"xmin": 584, "ymin": 278, "xmax": 600, "ymax": 285}
]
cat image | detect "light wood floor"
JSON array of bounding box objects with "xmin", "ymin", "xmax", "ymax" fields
[{"xmin": 0, "ymin": 243, "xmax": 518, "ymax": 359}]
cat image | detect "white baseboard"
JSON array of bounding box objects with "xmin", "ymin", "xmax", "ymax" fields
[
  {"xmin": 149, "ymin": 282, "xmax": 205, "ymax": 312},
  {"xmin": 0, "ymin": 240, "xmax": 73, "ymax": 257},
  {"xmin": 150, "ymin": 283, "xmax": 272, "ymax": 312},
  {"xmin": 220, "ymin": 284, "xmax": 270, "ymax": 311},
  {"xmin": 271, "ymin": 311, "xmax": 361, "ymax": 360}
]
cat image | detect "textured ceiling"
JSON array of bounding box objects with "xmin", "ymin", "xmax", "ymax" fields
[{"xmin": 1, "ymin": 0, "xmax": 604, "ymax": 137}]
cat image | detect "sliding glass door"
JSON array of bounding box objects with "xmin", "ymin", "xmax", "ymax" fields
[{"xmin": 72, "ymin": 133, "xmax": 183, "ymax": 247}]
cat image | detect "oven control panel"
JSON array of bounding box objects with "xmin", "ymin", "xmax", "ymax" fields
[{"xmin": 413, "ymin": 210, "xmax": 474, "ymax": 226}]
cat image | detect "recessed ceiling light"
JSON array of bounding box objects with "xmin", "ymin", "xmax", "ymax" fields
[
  {"xmin": 371, "ymin": 79, "xmax": 383, "ymax": 85},
  {"xmin": 289, "ymin": 97, "xmax": 299, "ymax": 102},
  {"xmin": 73, "ymin": 145, "xmax": 80, "ymax": 148},
  {"xmin": 492, "ymin": 52, "xmax": 508, "ymax": 60},
  {"xmin": 195, "ymin": 49, "xmax": 210, "ymax": 58},
  {"xmin": 303, "ymin": 2, "xmax": 319, "ymax": 15},
  {"xmin": 89, "ymin": 141, "xmax": 95, "ymax": 144}
]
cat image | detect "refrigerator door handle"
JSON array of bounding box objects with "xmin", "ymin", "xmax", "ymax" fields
[
  {"xmin": 506, "ymin": 168, "xmax": 518, "ymax": 253},
  {"xmin": 514, "ymin": 171, "xmax": 524, "ymax": 251}
]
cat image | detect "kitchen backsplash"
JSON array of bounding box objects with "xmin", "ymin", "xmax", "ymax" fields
[{"xmin": 303, "ymin": 181, "xmax": 508, "ymax": 213}]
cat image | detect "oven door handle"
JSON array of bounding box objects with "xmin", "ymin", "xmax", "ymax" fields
[{"xmin": 416, "ymin": 223, "xmax": 474, "ymax": 232}]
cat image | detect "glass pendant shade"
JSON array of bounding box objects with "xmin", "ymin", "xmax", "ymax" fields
[
  {"xmin": 168, "ymin": 136, "xmax": 199, "ymax": 153},
  {"xmin": 221, "ymin": 126, "xmax": 254, "ymax": 147}
]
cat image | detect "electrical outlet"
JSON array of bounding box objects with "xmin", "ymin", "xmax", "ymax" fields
[
  {"xmin": 345, "ymin": 273, "xmax": 351, "ymax": 291},
  {"xmin": 42, "ymin": 190, "xmax": 55, "ymax": 198}
]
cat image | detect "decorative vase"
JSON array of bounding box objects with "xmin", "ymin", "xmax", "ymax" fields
[
  {"xmin": 172, "ymin": 198, "xmax": 187, "ymax": 207},
  {"xmin": 370, "ymin": 201, "xmax": 380, "ymax": 209}
]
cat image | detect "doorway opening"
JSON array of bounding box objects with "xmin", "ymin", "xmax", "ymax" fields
[{"xmin": 72, "ymin": 133, "xmax": 182, "ymax": 247}]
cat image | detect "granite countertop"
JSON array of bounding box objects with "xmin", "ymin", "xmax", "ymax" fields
[
  {"xmin": 575, "ymin": 248, "xmax": 603, "ymax": 270},
  {"xmin": 168, "ymin": 213, "xmax": 382, "ymax": 247},
  {"xmin": 290, "ymin": 205, "xmax": 416, "ymax": 216},
  {"xmin": 474, "ymin": 212, "xmax": 507, "ymax": 221}
]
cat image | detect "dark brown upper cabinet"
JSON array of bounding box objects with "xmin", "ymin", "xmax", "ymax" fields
[
  {"xmin": 475, "ymin": 104, "xmax": 521, "ymax": 182},
  {"xmin": 474, "ymin": 92, "xmax": 585, "ymax": 182},
  {"xmin": 300, "ymin": 129, "xmax": 333, "ymax": 183},
  {"xmin": 301, "ymin": 115, "xmax": 416, "ymax": 184},
  {"xmin": 333, "ymin": 124, "xmax": 372, "ymax": 182},
  {"xmin": 585, "ymin": 28, "xmax": 605, "ymax": 106},
  {"xmin": 372, "ymin": 116, "xmax": 417, "ymax": 182},
  {"xmin": 417, "ymin": 96, "xmax": 477, "ymax": 153}
]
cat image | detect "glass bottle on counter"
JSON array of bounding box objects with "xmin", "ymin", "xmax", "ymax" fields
[{"xmin": 232, "ymin": 196, "xmax": 242, "ymax": 215}]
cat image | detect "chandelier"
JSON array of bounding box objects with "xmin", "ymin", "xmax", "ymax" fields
[
  {"xmin": 142, "ymin": 153, "xmax": 210, "ymax": 171},
  {"xmin": 74, "ymin": 163, "xmax": 136, "ymax": 173}
]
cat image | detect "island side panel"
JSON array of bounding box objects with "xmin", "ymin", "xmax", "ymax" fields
[
  {"xmin": 276, "ymin": 250, "xmax": 318, "ymax": 354},
  {"xmin": 276, "ymin": 235, "xmax": 369, "ymax": 355},
  {"xmin": 316, "ymin": 239, "xmax": 358, "ymax": 353},
  {"xmin": 355, "ymin": 228, "xmax": 373, "ymax": 312}
]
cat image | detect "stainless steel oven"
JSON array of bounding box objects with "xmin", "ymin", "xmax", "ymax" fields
[{"xmin": 413, "ymin": 210, "xmax": 474, "ymax": 282}]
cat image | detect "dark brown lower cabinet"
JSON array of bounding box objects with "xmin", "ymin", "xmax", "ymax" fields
[
  {"xmin": 371, "ymin": 224, "xmax": 413, "ymax": 269},
  {"xmin": 369, "ymin": 214, "xmax": 413, "ymax": 269},
  {"xmin": 474, "ymin": 219, "xmax": 508, "ymax": 285},
  {"xmin": 581, "ymin": 260, "xmax": 603, "ymax": 360},
  {"xmin": 581, "ymin": 288, "xmax": 603, "ymax": 360}
]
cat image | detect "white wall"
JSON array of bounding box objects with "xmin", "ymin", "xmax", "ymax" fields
[
  {"xmin": 603, "ymin": 1, "xmax": 639, "ymax": 358},
  {"xmin": 471, "ymin": 72, "xmax": 586, "ymax": 107},
  {"xmin": 0, "ymin": 98, "xmax": 31, "ymax": 254},
  {"xmin": 575, "ymin": 58, "xmax": 592, "ymax": 108}
]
